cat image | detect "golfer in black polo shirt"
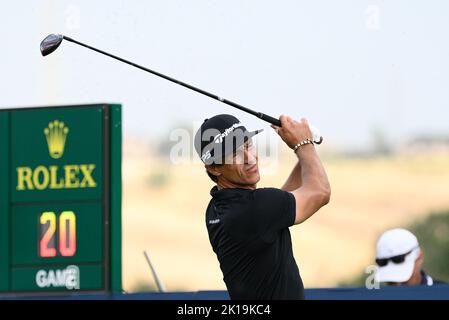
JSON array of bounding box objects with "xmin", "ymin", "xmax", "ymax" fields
[{"xmin": 194, "ymin": 114, "xmax": 331, "ymax": 300}]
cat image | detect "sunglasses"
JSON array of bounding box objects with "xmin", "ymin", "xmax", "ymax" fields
[
  {"xmin": 375, "ymin": 246, "xmax": 418, "ymax": 267},
  {"xmin": 224, "ymin": 139, "xmax": 256, "ymax": 164}
]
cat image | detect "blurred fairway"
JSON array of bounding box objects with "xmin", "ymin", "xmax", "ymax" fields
[{"xmin": 121, "ymin": 138, "xmax": 449, "ymax": 292}]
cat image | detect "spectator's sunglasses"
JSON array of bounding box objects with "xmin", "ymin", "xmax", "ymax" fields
[{"xmin": 375, "ymin": 246, "xmax": 419, "ymax": 267}]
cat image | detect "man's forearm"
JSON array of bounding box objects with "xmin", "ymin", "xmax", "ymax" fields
[
  {"xmin": 281, "ymin": 161, "xmax": 302, "ymax": 191},
  {"xmin": 289, "ymin": 144, "xmax": 330, "ymax": 224},
  {"xmin": 296, "ymin": 145, "xmax": 330, "ymax": 196}
]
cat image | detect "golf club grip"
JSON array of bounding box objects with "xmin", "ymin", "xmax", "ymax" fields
[{"xmin": 260, "ymin": 114, "xmax": 281, "ymax": 127}]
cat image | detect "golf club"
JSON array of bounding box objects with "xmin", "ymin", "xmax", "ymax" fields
[{"xmin": 40, "ymin": 34, "xmax": 323, "ymax": 144}]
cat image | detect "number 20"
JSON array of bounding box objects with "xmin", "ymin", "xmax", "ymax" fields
[{"xmin": 39, "ymin": 211, "xmax": 76, "ymax": 257}]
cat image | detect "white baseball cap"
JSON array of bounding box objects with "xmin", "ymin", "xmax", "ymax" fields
[{"xmin": 374, "ymin": 228, "xmax": 421, "ymax": 283}]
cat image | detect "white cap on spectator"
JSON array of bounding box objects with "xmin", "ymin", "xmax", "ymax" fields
[{"xmin": 375, "ymin": 228, "xmax": 420, "ymax": 283}]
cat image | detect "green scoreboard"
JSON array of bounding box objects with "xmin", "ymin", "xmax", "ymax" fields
[{"xmin": 0, "ymin": 104, "xmax": 122, "ymax": 295}]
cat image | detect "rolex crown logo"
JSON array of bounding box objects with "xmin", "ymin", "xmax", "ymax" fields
[{"xmin": 44, "ymin": 120, "xmax": 69, "ymax": 159}]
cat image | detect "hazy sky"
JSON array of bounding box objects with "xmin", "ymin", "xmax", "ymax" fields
[{"xmin": 1, "ymin": 0, "xmax": 448, "ymax": 149}]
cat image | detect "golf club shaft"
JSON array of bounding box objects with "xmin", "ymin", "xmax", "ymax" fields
[{"xmin": 63, "ymin": 36, "xmax": 282, "ymax": 127}]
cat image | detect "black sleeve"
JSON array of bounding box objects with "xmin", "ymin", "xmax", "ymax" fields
[{"xmin": 251, "ymin": 188, "xmax": 296, "ymax": 236}]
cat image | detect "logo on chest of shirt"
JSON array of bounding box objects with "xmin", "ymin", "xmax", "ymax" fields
[{"xmin": 208, "ymin": 219, "xmax": 220, "ymax": 225}]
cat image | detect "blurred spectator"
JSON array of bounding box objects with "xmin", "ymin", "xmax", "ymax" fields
[{"xmin": 375, "ymin": 228, "xmax": 446, "ymax": 286}]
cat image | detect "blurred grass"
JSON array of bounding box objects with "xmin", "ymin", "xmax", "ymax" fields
[
  {"xmin": 130, "ymin": 281, "xmax": 159, "ymax": 293},
  {"xmin": 410, "ymin": 210, "xmax": 449, "ymax": 282},
  {"xmin": 146, "ymin": 169, "xmax": 171, "ymax": 188}
]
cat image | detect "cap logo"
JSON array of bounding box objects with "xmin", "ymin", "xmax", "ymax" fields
[
  {"xmin": 201, "ymin": 150, "xmax": 212, "ymax": 162},
  {"xmin": 213, "ymin": 122, "xmax": 241, "ymax": 144}
]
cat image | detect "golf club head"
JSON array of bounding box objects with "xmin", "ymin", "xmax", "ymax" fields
[{"xmin": 40, "ymin": 34, "xmax": 64, "ymax": 56}]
